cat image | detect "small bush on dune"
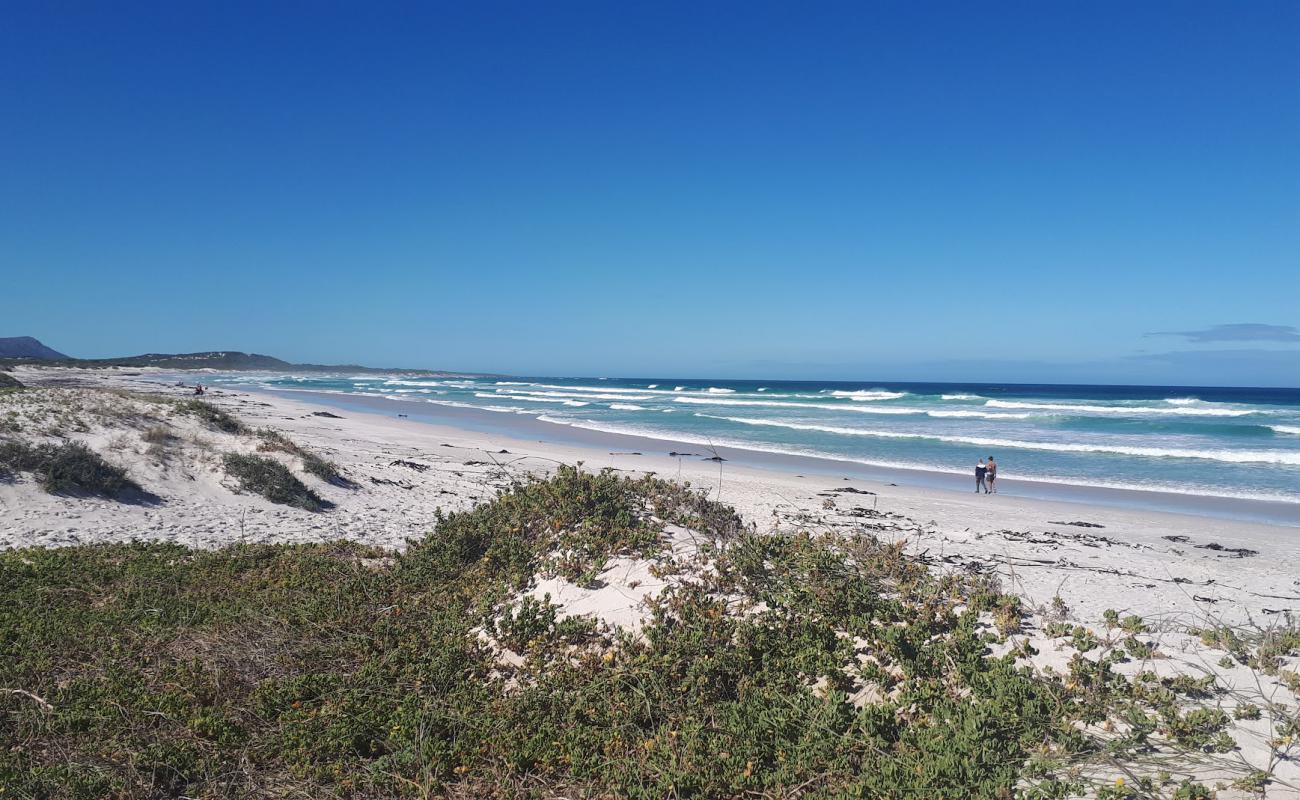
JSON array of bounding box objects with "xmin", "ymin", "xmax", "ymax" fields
[
  {"xmin": 37, "ymin": 443, "xmax": 140, "ymax": 496},
  {"xmin": 142, "ymin": 425, "xmax": 174, "ymax": 444},
  {"xmin": 176, "ymin": 399, "xmax": 246, "ymax": 434},
  {"xmin": 0, "ymin": 439, "xmax": 42, "ymax": 473},
  {"xmin": 0, "ymin": 439, "xmax": 140, "ymax": 497},
  {"xmin": 299, "ymin": 451, "xmax": 346, "ymax": 484},
  {"xmin": 0, "ymin": 442, "xmax": 19, "ymax": 479},
  {"xmin": 142, "ymin": 425, "xmax": 176, "ymax": 460},
  {"xmin": 255, "ymin": 429, "xmax": 298, "ymax": 454},
  {"xmin": 256, "ymin": 428, "xmax": 347, "ymax": 485},
  {"xmin": 222, "ymin": 452, "xmax": 325, "ymax": 511}
]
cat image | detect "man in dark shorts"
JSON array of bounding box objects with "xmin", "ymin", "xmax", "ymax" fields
[
  {"xmin": 975, "ymin": 459, "xmax": 987, "ymax": 493},
  {"xmin": 986, "ymin": 456, "xmax": 997, "ymax": 493}
]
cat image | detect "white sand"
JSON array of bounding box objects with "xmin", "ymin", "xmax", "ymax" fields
[{"xmin": 5, "ymin": 366, "xmax": 1300, "ymax": 793}]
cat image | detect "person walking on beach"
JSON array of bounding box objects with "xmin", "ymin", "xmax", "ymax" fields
[
  {"xmin": 975, "ymin": 459, "xmax": 987, "ymax": 493},
  {"xmin": 986, "ymin": 456, "xmax": 997, "ymax": 493}
]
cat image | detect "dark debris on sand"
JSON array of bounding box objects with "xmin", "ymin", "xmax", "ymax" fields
[{"xmin": 1195, "ymin": 542, "xmax": 1260, "ymax": 558}]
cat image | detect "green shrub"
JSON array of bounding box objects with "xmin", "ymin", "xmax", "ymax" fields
[
  {"xmin": 299, "ymin": 451, "xmax": 345, "ymax": 484},
  {"xmin": 222, "ymin": 452, "xmax": 325, "ymax": 511},
  {"xmin": 0, "ymin": 439, "xmax": 140, "ymax": 497},
  {"xmin": 257, "ymin": 428, "xmax": 347, "ymax": 485},
  {"xmin": 0, "ymin": 438, "xmax": 41, "ymax": 475},
  {"xmin": 142, "ymin": 425, "xmax": 174, "ymax": 444},
  {"xmin": 176, "ymin": 399, "xmax": 246, "ymax": 434}
]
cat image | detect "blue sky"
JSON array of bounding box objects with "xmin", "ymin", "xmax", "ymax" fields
[{"xmin": 3, "ymin": 1, "xmax": 1298, "ymax": 385}]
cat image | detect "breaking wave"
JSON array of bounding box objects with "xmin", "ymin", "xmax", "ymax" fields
[{"xmin": 703, "ymin": 415, "xmax": 1300, "ymax": 465}]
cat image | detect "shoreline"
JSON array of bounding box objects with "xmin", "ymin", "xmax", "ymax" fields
[
  {"xmin": 6, "ymin": 366, "xmax": 1300, "ymax": 632},
  {"xmin": 261, "ymin": 385, "xmax": 1300, "ymax": 527}
]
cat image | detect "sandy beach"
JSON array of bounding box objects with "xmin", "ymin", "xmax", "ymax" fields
[{"xmin": 5, "ymin": 366, "xmax": 1300, "ymax": 793}]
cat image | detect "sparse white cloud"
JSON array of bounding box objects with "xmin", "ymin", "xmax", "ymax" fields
[{"xmin": 1145, "ymin": 323, "xmax": 1300, "ymax": 343}]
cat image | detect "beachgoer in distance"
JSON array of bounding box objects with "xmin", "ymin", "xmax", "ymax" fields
[
  {"xmin": 975, "ymin": 459, "xmax": 987, "ymax": 493},
  {"xmin": 986, "ymin": 456, "xmax": 997, "ymax": 493}
]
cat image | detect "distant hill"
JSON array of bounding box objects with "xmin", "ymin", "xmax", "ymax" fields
[
  {"xmin": 0, "ymin": 336, "xmax": 70, "ymax": 360},
  {"xmin": 0, "ymin": 346, "xmax": 470, "ymax": 376},
  {"xmin": 89, "ymin": 351, "xmax": 296, "ymax": 370}
]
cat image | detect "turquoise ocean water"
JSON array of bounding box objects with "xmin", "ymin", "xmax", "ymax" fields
[{"xmin": 203, "ymin": 374, "xmax": 1300, "ymax": 507}]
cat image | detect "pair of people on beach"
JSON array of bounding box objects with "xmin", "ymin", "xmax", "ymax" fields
[{"xmin": 976, "ymin": 456, "xmax": 997, "ymax": 493}]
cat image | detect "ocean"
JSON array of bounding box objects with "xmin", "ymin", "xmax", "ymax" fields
[{"xmin": 204, "ymin": 374, "xmax": 1300, "ymax": 507}]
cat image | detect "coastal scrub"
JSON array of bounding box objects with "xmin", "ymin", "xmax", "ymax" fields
[
  {"xmin": 0, "ymin": 467, "xmax": 1273, "ymax": 797},
  {"xmin": 222, "ymin": 452, "xmax": 326, "ymax": 511}
]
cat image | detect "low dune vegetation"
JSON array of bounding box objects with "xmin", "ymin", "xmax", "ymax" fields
[
  {"xmin": 256, "ymin": 428, "xmax": 349, "ymax": 486},
  {"xmin": 222, "ymin": 452, "xmax": 328, "ymax": 512},
  {"xmin": 0, "ymin": 388, "xmax": 349, "ymax": 511},
  {"xmin": 175, "ymin": 398, "xmax": 247, "ymax": 435},
  {"xmin": 4, "ymin": 466, "xmax": 1282, "ymax": 799},
  {"xmin": 0, "ymin": 440, "xmax": 140, "ymax": 497}
]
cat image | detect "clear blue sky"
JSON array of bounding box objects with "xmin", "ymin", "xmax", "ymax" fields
[{"xmin": 3, "ymin": 1, "xmax": 1298, "ymax": 385}]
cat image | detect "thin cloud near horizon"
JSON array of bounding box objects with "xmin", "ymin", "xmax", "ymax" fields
[{"xmin": 1145, "ymin": 323, "xmax": 1300, "ymax": 343}]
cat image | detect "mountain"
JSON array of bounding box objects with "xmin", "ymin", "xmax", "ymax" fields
[{"xmin": 0, "ymin": 336, "xmax": 70, "ymax": 360}]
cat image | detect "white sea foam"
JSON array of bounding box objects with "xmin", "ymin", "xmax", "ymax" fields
[
  {"xmin": 498, "ymin": 389, "xmax": 654, "ymax": 401},
  {"xmin": 671, "ymin": 396, "xmax": 1031, "ymax": 419},
  {"xmin": 985, "ymin": 400, "xmax": 1254, "ymax": 417},
  {"xmin": 674, "ymin": 386, "xmax": 686, "ymax": 391},
  {"xmin": 826, "ymin": 390, "xmax": 908, "ymax": 401},
  {"xmin": 510, "ymin": 383, "xmax": 672, "ymax": 396},
  {"xmin": 940, "ymin": 393, "xmax": 983, "ymax": 400},
  {"xmin": 479, "ymin": 392, "xmax": 589, "ymax": 407},
  {"xmin": 647, "ymin": 384, "xmax": 659, "ymax": 388},
  {"xmin": 927, "ymin": 409, "xmax": 1034, "ymax": 420},
  {"xmin": 383, "ymin": 379, "xmax": 445, "ymax": 387},
  {"xmin": 757, "ymin": 387, "xmax": 768, "ymax": 392},
  {"xmin": 609, "ymin": 403, "xmax": 646, "ymax": 411},
  {"xmin": 1272, "ymin": 425, "xmax": 1300, "ymax": 436},
  {"xmin": 706, "ymin": 387, "xmax": 735, "ymax": 394},
  {"xmin": 702, "ymin": 415, "xmax": 1300, "ymax": 465},
  {"xmin": 1164, "ymin": 397, "xmax": 1200, "ymax": 405},
  {"xmin": 673, "ymin": 397, "xmax": 916, "ymax": 414},
  {"xmin": 371, "ymin": 397, "xmax": 523, "ymax": 414}
]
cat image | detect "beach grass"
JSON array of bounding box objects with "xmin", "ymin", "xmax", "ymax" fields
[
  {"xmin": 256, "ymin": 428, "xmax": 348, "ymax": 486},
  {"xmin": 0, "ymin": 440, "xmax": 140, "ymax": 497},
  {"xmin": 176, "ymin": 398, "xmax": 247, "ymax": 434},
  {"xmin": 222, "ymin": 452, "xmax": 326, "ymax": 511}
]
